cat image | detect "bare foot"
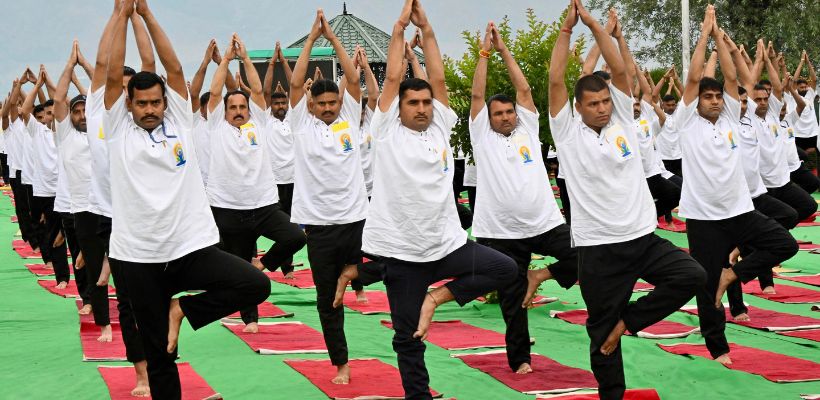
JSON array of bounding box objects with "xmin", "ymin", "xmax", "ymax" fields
[
  {"xmin": 44, "ymin": 261, "xmax": 53, "ymax": 269},
  {"xmin": 251, "ymin": 258, "xmax": 265, "ymax": 272},
  {"xmin": 97, "ymin": 257, "xmax": 111, "ymax": 286},
  {"xmin": 55, "ymin": 281, "xmax": 68, "ymax": 290},
  {"xmin": 714, "ymin": 268, "xmax": 738, "ymax": 308},
  {"xmin": 167, "ymin": 298, "xmax": 185, "ymax": 353},
  {"xmin": 332, "ymin": 363, "xmax": 350, "ymax": 384},
  {"xmin": 78, "ymin": 304, "xmax": 92, "ymax": 315},
  {"xmin": 53, "ymin": 231, "xmax": 65, "ymax": 248},
  {"xmin": 600, "ymin": 320, "xmax": 626, "ymax": 356},
  {"xmin": 522, "ymin": 268, "xmax": 552, "ymax": 308},
  {"xmin": 515, "ymin": 362, "xmax": 533, "ymax": 374},
  {"xmin": 243, "ymin": 322, "xmax": 259, "ymax": 333},
  {"xmin": 132, "ymin": 360, "xmax": 150, "ymax": 397},
  {"xmin": 284, "ymin": 271, "xmax": 295, "ymax": 279},
  {"xmin": 733, "ymin": 313, "xmax": 750, "ymax": 322},
  {"xmin": 761, "ymin": 286, "xmax": 776, "ymax": 294},
  {"xmin": 355, "ymin": 289, "xmax": 368, "ymax": 303},
  {"xmin": 414, "ymin": 293, "xmax": 440, "ymax": 341},
  {"xmin": 98, "ymin": 324, "xmax": 113, "ymax": 342},
  {"xmin": 333, "ymin": 264, "xmax": 358, "ymax": 308},
  {"xmin": 75, "ymin": 252, "xmax": 85, "ymax": 269},
  {"xmin": 715, "ymin": 353, "xmax": 732, "ymax": 365}
]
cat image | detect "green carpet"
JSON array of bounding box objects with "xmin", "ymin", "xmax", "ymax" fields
[{"xmin": 1, "ymin": 192, "xmax": 819, "ymax": 399}]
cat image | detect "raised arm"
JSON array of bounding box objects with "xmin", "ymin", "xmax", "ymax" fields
[
  {"xmin": 71, "ymin": 71, "xmax": 87, "ymax": 97},
  {"xmin": 405, "ymin": 41, "xmax": 427, "ymax": 80},
  {"xmin": 92, "ymin": 1, "xmax": 120, "ymax": 92},
  {"xmin": 703, "ymin": 51, "xmax": 717, "ymax": 79},
  {"xmin": 712, "ymin": 25, "xmax": 738, "ymax": 100},
  {"xmin": 682, "ymin": 5, "xmax": 714, "ymax": 105},
  {"xmin": 470, "ymin": 23, "xmax": 493, "ymax": 120},
  {"xmin": 378, "ymin": 0, "xmax": 413, "ymax": 111},
  {"xmin": 318, "ymin": 11, "xmax": 359, "ymax": 100},
  {"xmin": 135, "ymin": 0, "xmax": 186, "ymax": 98},
  {"xmin": 190, "ymin": 40, "xmax": 215, "ymax": 113},
  {"xmin": 582, "ymin": 43, "xmax": 600, "ymax": 77},
  {"xmin": 235, "ymin": 35, "xmax": 265, "ymax": 109},
  {"xmin": 130, "ymin": 12, "xmax": 155, "ymax": 73},
  {"xmin": 411, "ymin": 0, "xmax": 447, "ymax": 105},
  {"xmin": 263, "ymin": 42, "xmax": 279, "ymax": 107},
  {"xmin": 207, "ymin": 39, "xmax": 236, "ymax": 113},
  {"xmin": 724, "ymin": 34, "xmax": 753, "ymax": 92},
  {"xmin": 549, "ymin": 0, "xmax": 578, "ymax": 117},
  {"xmin": 578, "ymin": 2, "xmax": 629, "ymax": 95},
  {"xmin": 806, "ymin": 52, "xmax": 817, "ymax": 88},
  {"xmin": 358, "ymin": 48, "xmax": 379, "ymax": 111},
  {"xmin": 290, "ymin": 11, "xmax": 322, "ymax": 107},
  {"xmin": 76, "ymin": 44, "xmax": 94, "ymax": 83},
  {"xmin": 636, "ymin": 64, "xmax": 666, "ymax": 125},
  {"xmin": 784, "ymin": 72, "xmax": 806, "ymax": 116},
  {"xmin": 105, "ymin": 0, "xmax": 131, "ymax": 108},
  {"xmin": 794, "ymin": 51, "xmax": 806, "ymax": 80},
  {"xmin": 493, "ymin": 23, "xmax": 534, "ymax": 112},
  {"xmin": 54, "ymin": 42, "xmax": 79, "ymax": 122},
  {"xmin": 21, "ymin": 72, "xmax": 45, "ymax": 123},
  {"xmin": 762, "ymin": 48, "xmax": 782, "ymax": 100}
]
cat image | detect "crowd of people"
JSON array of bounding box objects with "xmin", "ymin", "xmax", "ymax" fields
[{"xmin": 2, "ymin": 0, "xmax": 818, "ymax": 399}]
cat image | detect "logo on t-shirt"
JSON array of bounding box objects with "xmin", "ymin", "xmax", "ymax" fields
[
  {"xmin": 247, "ymin": 131, "xmax": 258, "ymax": 146},
  {"xmin": 98, "ymin": 126, "xmax": 105, "ymax": 140},
  {"xmin": 340, "ymin": 133, "xmax": 353, "ymax": 153},
  {"xmin": 770, "ymin": 124, "xmax": 779, "ymax": 137},
  {"xmin": 173, "ymin": 142, "xmax": 186, "ymax": 166},
  {"xmin": 366, "ymin": 134, "xmax": 372, "ymax": 150},
  {"xmin": 639, "ymin": 119, "xmax": 650, "ymax": 138},
  {"xmin": 519, "ymin": 146, "xmax": 534, "ymax": 164},
  {"xmin": 787, "ymin": 127, "xmax": 794, "ymax": 139},
  {"xmin": 727, "ymin": 130, "xmax": 737, "ymax": 149},
  {"xmin": 615, "ymin": 136, "xmax": 632, "ymax": 158},
  {"xmin": 441, "ymin": 149, "xmax": 449, "ymax": 172}
]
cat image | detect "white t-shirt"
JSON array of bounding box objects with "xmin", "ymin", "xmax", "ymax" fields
[
  {"xmin": 470, "ymin": 104, "xmax": 564, "ymax": 239},
  {"xmin": 359, "ymin": 107, "xmax": 375, "ymax": 196},
  {"xmin": 26, "ymin": 118, "xmax": 59, "ymax": 197},
  {"xmin": 549, "ymin": 85, "xmax": 656, "ymax": 246},
  {"xmin": 289, "ymin": 91, "xmax": 368, "ymax": 225},
  {"xmin": 53, "ymin": 158, "xmax": 71, "ymax": 213},
  {"xmin": 749, "ymin": 96, "xmax": 790, "ymax": 188},
  {"xmin": 655, "ymin": 111, "xmax": 681, "ymax": 160},
  {"xmin": 657, "ymin": 156, "xmax": 675, "ymax": 179},
  {"xmin": 86, "ymin": 87, "xmax": 113, "ymax": 217},
  {"xmin": 104, "ymin": 88, "xmax": 219, "ymax": 263},
  {"xmin": 206, "ymin": 101, "xmax": 278, "ymax": 209},
  {"xmin": 6, "ymin": 121, "xmax": 20, "ymax": 176},
  {"xmin": 56, "ymin": 114, "xmax": 92, "ymax": 213},
  {"xmin": 676, "ymin": 94, "xmax": 753, "ymax": 220},
  {"xmin": 779, "ymin": 110, "xmax": 801, "ymax": 172},
  {"xmin": 191, "ymin": 114, "xmax": 210, "ymax": 186},
  {"xmin": 784, "ymin": 89, "xmax": 819, "ymax": 138},
  {"xmin": 362, "ymin": 97, "xmax": 467, "ymax": 262},
  {"xmin": 268, "ymin": 113, "xmax": 295, "ymax": 184},
  {"xmin": 16, "ymin": 119, "xmax": 36, "ymax": 185},
  {"xmin": 735, "ymin": 115, "xmax": 767, "ymax": 199},
  {"xmin": 463, "ymin": 162, "xmax": 477, "ymax": 187},
  {"xmin": 635, "ymin": 100, "xmax": 662, "ymax": 178},
  {"xmin": 0, "ymin": 125, "xmax": 6, "ymax": 154}
]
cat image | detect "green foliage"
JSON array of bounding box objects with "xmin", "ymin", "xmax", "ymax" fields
[{"xmin": 444, "ymin": 9, "xmax": 585, "ymax": 158}]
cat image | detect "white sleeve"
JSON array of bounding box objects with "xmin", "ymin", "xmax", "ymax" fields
[
  {"xmin": 340, "ymin": 91, "xmax": 362, "ymax": 131},
  {"xmin": 103, "ymin": 93, "xmax": 129, "ymax": 139},
  {"xmin": 370, "ymin": 96, "xmax": 400, "ymax": 141},
  {"xmin": 166, "ymin": 87, "xmax": 193, "ymax": 130},
  {"xmin": 672, "ymin": 98, "xmax": 699, "ymax": 134},
  {"xmin": 468, "ymin": 105, "xmax": 491, "ymax": 146},
  {"xmin": 766, "ymin": 94, "xmax": 783, "ymax": 122},
  {"xmin": 206, "ymin": 102, "xmax": 226, "ymax": 131},
  {"xmin": 610, "ymin": 84, "xmax": 634, "ymax": 125},
  {"xmin": 517, "ymin": 105, "xmax": 540, "ymax": 143},
  {"xmin": 56, "ymin": 117, "xmax": 71, "ymax": 145},
  {"xmin": 723, "ymin": 94, "xmax": 741, "ymax": 123},
  {"xmin": 548, "ymin": 101, "xmax": 573, "ymax": 145},
  {"xmin": 288, "ymin": 95, "xmax": 309, "ymax": 135}
]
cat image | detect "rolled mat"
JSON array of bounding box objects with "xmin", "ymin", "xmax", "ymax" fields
[
  {"xmin": 741, "ymin": 280, "xmax": 820, "ymax": 303},
  {"xmin": 284, "ymin": 358, "xmax": 442, "ymax": 399},
  {"xmin": 226, "ymin": 301, "xmax": 293, "ymax": 319},
  {"xmin": 799, "ymin": 243, "xmax": 820, "ymax": 251},
  {"xmin": 81, "ymin": 321, "xmax": 126, "ymax": 361},
  {"xmin": 680, "ymin": 305, "xmax": 820, "ymax": 331},
  {"xmin": 797, "ymin": 221, "xmax": 820, "ymax": 228},
  {"xmin": 266, "ymin": 269, "xmax": 315, "ymax": 289},
  {"xmin": 381, "ymin": 320, "xmax": 506, "ymax": 350},
  {"xmin": 536, "ymin": 389, "xmax": 661, "ymax": 399},
  {"xmin": 452, "ymin": 350, "xmax": 597, "ymax": 394},
  {"xmin": 38, "ymin": 279, "xmax": 115, "ymax": 298},
  {"xmin": 550, "ymin": 309, "xmax": 698, "ymax": 339},
  {"xmin": 25, "ymin": 263, "xmax": 56, "ymax": 276},
  {"xmin": 658, "ymin": 343, "xmax": 820, "ymax": 382},
  {"xmin": 633, "ymin": 282, "xmax": 655, "ymax": 292},
  {"xmin": 779, "ymin": 328, "xmax": 820, "ymax": 342},
  {"xmin": 343, "ymin": 290, "xmax": 390, "ymax": 314},
  {"xmin": 77, "ymin": 298, "xmax": 120, "ymax": 324},
  {"xmin": 776, "ymin": 274, "xmax": 820, "ymax": 287},
  {"xmin": 773, "ymin": 266, "xmax": 802, "ymax": 274},
  {"xmin": 221, "ymin": 321, "xmax": 327, "ymax": 354},
  {"xmin": 657, "ymin": 217, "xmax": 686, "ymax": 232},
  {"xmin": 99, "ymin": 362, "xmax": 222, "ymax": 400},
  {"xmin": 532, "ymin": 295, "xmax": 559, "ymax": 307}
]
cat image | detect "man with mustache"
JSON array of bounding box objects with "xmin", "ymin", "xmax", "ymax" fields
[
  {"xmin": 789, "ymin": 52, "xmax": 818, "ymax": 154},
  {"xmin": 205, "ymin": 33, "xmax": 306, "ymax": 334}
]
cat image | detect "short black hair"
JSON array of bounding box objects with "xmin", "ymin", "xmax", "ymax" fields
[
  {"xmin": 223, "ymin": 89, "xmax": 249, "ymax": 107},
  {"xmin": 33, "ymin": 104, "xmax": 44, "ymax": 115},
  {"xmin": 698, "ymin": 77, "xmax": 723, "ymax": 96},
  {"xmin": 486, "ymin": 93, "xmax": 515, "ymax": 111},
  {"xmin": 738, "ymin": 86, "xmax": 747, "ymax": 95},
  {"xmin": 574, "ymin": 75, "xmax": 609, "ymax": 102},
  {"xmin": 758, "ymin": 79, "xmax": 772, "ymax": 86},
  {"xmin": 127, "ymin": 71, "xmax": 166, "ymax": 100},
  {"xmin": 43, "ymin": 99, "xmax": 54, "ymax": 108},
  {"xmin": 199, "ymin": 92, "xmax": 210, "ymax": 107},
  {"xmin": 399, "ymin": 78, "xmax": 433, "ymax": 101},
  {"xmin": 271, "ymin": 92, "xmax": 288, "ymax": 100},
  {"xmin": 795, "ymin": 78, "xmax": 808, "ymax": 85},
  {"xmin": 592, "ymin": 70, "xmax": 611, "ymax": 81},
  {"xmin": 123, "ymin": 66, "xmax": 137, "ymax": 77},
  {"xmin": 661, "ymin": 94, "xmax": 677, "ymax": 103},
  {"xmin": 310, "ymin": 79, "xmax": 339, "ymax": 98}
]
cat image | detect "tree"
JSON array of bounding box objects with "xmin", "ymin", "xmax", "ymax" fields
[
  {"xmin": 588, "ymin": 0, "xmax": 820, "ymax": 71},
  {"xmin": 444, "ymin": 9, "xmax": 585, "ymax": 158}
]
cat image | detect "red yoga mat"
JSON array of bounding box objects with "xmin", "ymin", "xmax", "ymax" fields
[
  {"xmin": 285, "ymin": 358, "xmax": 442, "ymax": 399},
  {"xmin": 779, "ymin": 329, "xmax": 820, "ymax": 342},
  {"xmin": 343, "ymin": 290, "xmax": 391, "ymax": 314},
  {"xmin": 777, "ymin": 274, "xmax": 820, "ymax": 287},
  {"xmin": 25, "ymin": 263, "xmax": 55, "ymax": 276},
  {"xmin": 532, "ymin": 295, "xmax": 560, "ymax": 307},
  {"xmin": 11, "ymin": 215, "xmax": 17, "ymax": 223},
  {"xmin": 799, "ymin": 243, "xmax": 820, "ymax": 251},
  {"xmin": 657, "ymin": 217, "xmax": 686, "ymax": 232},
  {"xmin": 15, "ymin": 246, "xmax": 41, "ymax": 259},
  {"xmin": 99, "ymin": 363, "xmax": 222, "ymax": 400},
  {"xmin": 551, "ymin": 309, "xmax": 698, "ymax": 339},
  {"xmin": 77, "ymin": 298, "xmax": 120, "ymax": 324},
  {"xmin": 381, "ymin": 320, "xmax": 506, "ymax": 350},
  {"xmin": 453, "ymin": 350, "xmax": 597, "ymax": 394},
  {"xmin": 38, "ymin": 279, "xmax": 115, "ymax": 298},
  {"xmin": 226, "ymin": 301, "xmax": 293, "ymax": 319},
  {"xmin": 633, "ymin": 282, "xmax": 655, "ymax": 292},
  {"xmin": 428, "ymin": 278, "xmax": 452, "ymax": 289},
  {"xmin": 266, "ymin": 269, "xmax": 315, "ymax": 289},
  {"xmin": 658, "ymin": 343, "xmax": 820, "ymax": 382},
  {"xmin": 536, "ymin": 389, "xmax": 661, "ymax": 400},
  {"xmin": 81, "ymin": 321, "xmax": 127, "ymax": 361},
  {"xmin": 797, "ymin": 221, "xmax": 820, "ymax": 228},
  {"xmin": 680, "ymin": 305, "xmax": 820, "ymax": 331},
  {"xmin": 12, "ymin": 239, "xmax": 26, "ymax": 248},
  {"xmin": 741, "ymin": 280, "xmax": 820, "ymax": 303},
  {"xmin": 221, "ymin": 321, "xmax": 327, "ymax": 354}
]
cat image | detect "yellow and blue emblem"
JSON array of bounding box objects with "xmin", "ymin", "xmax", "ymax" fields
[
  {"xmin": 615, "ymin": 136, "xmax": 631, "ymax": 157},
  {"xmin": 519, "ymin": 146, "xmax": 533, "ymax": 164},
  {"xmin": 173, "ymin": 142, "xmax": 186, "ymax": 166}
]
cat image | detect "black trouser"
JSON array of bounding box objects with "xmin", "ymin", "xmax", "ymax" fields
[
  {"xmin": 0, "ymin": 153, "xmax": 8, "ymax": 182},
  {"xmin": 726, "ymin": 194, "xmax": 799, "ymax": 316},
  {"xmin": 74, "ymin": 211, "xmax": 111, "ymax": 326},
  {"xmin": 211, "ymin": 204, "xmax": 306, "ymax": 324},
  {"xmin": 476, "ymin": 224, "xmax": 578, "ymax": 372},
  {"xmin": 303, "ymin": 220, "xmax": 383, "ymax": 366},
  {"xmin": 578, "ymin": 234, "xmax": 703, "ymax": 400},
  {"xmin": 796, "ymin": 136, "xmax": 817, "ymax": 151},
  {"xmin": 276, "ymin": 183, "xmax": 298, "ymax": 275},
  {"xmin": 452, "ymin": 159, "xmax": 473, "ymax": 229},
  {"xmin": 117, "ymin": 245, "xmax": 270, "ymax": 400},
  {"xmin": 790, "ymin": 166, "xmax": 820, "ymax": 194},
  {"xmin": 10, "ymin": 173, "xmax": 36, "ymax": 246},
  {"xmin": 383, "ymin": 239, "xmax": 517, "ymax": 400},
  {"xmin": 687, "ymin": 211, "xmax": 798, "ymax": 358},
  {"xmin": 32, "ymin": 196, "xmax": 69, "ymax": 283},
  {"xmin": 647, "ymin": 174, "xmax": 681, "ymax": 218},
  {"xmin": 767, "ymin": 181, "xmax": 818, "ymax": 221},
  {"xmin": 662, "ymin": 159, "xmax": 682, "ymax": 177},
  {"xmin": 20, "ymin": 182, "xmax": 39, "ymax": 248},
  {"xmin": 556, "ymin": 177, "xmax": 571, "ymax": 225},
  {"xmin": 60, "ymin": 212, "xmax": 88, "ymax": 304}
]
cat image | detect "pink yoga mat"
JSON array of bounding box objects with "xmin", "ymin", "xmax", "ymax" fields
[
  {"xmin": 657, "ymin": 217, "xmax": 686, "ymax": 232},
  {"xmin": 428, "ymin": 278, "xmax": 452, "ymax": 289},
  {"xmin": 12, "ymin": 239, "xmax": 26, "ymax": 248},
  {"xmin": 99, "ymin": 363, "xmax": 221, "ymax": 400},
  {"xmin": 680, "ymin": 305, "xmax": 820, "ymax": 331},
  {"xmin": 551, "ymin": 309, "xmax": 698, "ymax": 339},
  {"xmin": 266, "ymin": 269, "xmax": 315, "ymax": 289},
  {"xmin": 343, "ymin": 290, "xmax": 390, "ymax": 314},
  {"xmin": 658, "ymin": 343, "xmax": 820, "ymax": 382},
  {"xmin": 741, "ymin": 280, "xmax": 820, "ymax": 303},
  {"xmin": 81, "ymin": 321, "xmax": 126, "ymax": 361},
  {"xmin": 11, "ymin": 215, "xmax": 17, "ymax": 223},
  {"xmin": 25, "ymin": 263, "xmax": 56, "ymax": 276},
  {"xmin": 633, "ymin": 282, "xmax": 655, "ymax": 292},
  {"xmin": 222, "ymin": 321, "xmax": 327, "ymax": 354},
  {"xmin": 77, "ymin": 298, "xmax": 120, "ymax": 324},
  {"xmin": 453, "ymin": 350, "xmax": 597, "ymax": 394},
  {"xmin": 799, "ymin": 243, "xmax": 820, "ymax": 251},
  {"xmin": 777, "ymin": 274, "xmax": 820, "ymax": 287},
  {"xmin": 798, "ymin": 221, "xmax": 820, "ymax": 228},
  {"xmin": 381, "ymin": 320, "xmax": 506, "ymax": 350},
  {"xmin": 779, "ymin": 329, "xmax": 820, "ymax": 342},
  {"xmin": 536, "ymin": 389, "xmax": 661, "ymax": 400},
  {"xmin": 226, "ymin": 302, "xmax": 293, "ymax": 319},
  {"xmin": 285, "ymin": 358, "xmax": 441, "ymax": 399},
  {"xmin": 38, "ymin": 280, "xmax": 114, "ymax": 298}
]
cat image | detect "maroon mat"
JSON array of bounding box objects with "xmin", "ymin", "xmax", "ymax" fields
[
  {"xmin": 776, "ymin": 274, "xmax": 820, "ymax": 287},
  {"xmin": 266, "ymin": 269, "xmax": 315, "ymax": 289},
  {"xmin": 222, "ymin": 321, "xmax": 327, "ymax": 354},
  {"xmin": 381, "ymin": 320, "xmax": 506, "ymax": 350},
  {"xmin": 99, "ymin": 363, "xmax": 221, "ymax": 399},
  {"xmin": 25, "ymin": 263, "xmax": 55, "ymax": 276},
  {"xmin": 551, "ymin": 309, "xmax": 698, "ymax": 339},
  {"xmin": 38, "ymin": 280, "xmax": 114, "ymax": 298},
  {"xmin": 77, "ymin": 298, "xmax": 120, "ymax": 324},
  {"xmin": 779, "ymin": 329, "xmax": 820, "ymax": 342},
  {"xmin": 81, "ymin": 322, "xmax": 126, "ymax": 361},
  {"xmin": 680, "ymin": 305, "xmax": 820, "ymax": 331},
  {"xmin": 633, "ymin": 282, "xmax": 655, "ymax": 292},
  {"xmin": 657, "ymin": 217, "xmax": 686, "ymax": 232},
  {"xmin": 226, "ymin": 301, "xmax": 293, "ymax": 319},
  {"xmin": 536, "ymin": 389, "xmax": 661, "ymax": 400},
  {"xmin": 741, "ymin": 280, "xmax": 820, "ymax": 303},
  {"xmin": 343, "ymin": 290, "xmax": 391, "ymax": 314}
]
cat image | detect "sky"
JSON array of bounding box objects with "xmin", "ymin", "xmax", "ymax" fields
[{"xmin": 0, "ymin": 0, "xmax": 592, "ymax": 97}]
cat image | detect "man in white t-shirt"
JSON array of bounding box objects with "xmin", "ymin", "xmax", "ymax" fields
[
  {"xmin": 361, "ymin": 2, "xmax": 516, "ymax": 398},
  {"xmin": 206, "ymin": 34, "xmax": 306, "ymax": 333},
  {"xmin": 548, "ymin": 3, "xmax": 705, "ymax": 398},
  {"xmin": 6, "ymin": 78, "xmax": 40, "ymax": 255},
  {"xmin": 103, "ymin": 2, "xmax": 270, "ymax": 397},
  {"xmin": 468, "ymin": 22, "xmax": 577, "ymax": 375},
  {"xmin": 676, "ymin": 12, "xmax": 797, "ymax": 366},
  {"xmin": 781, "ymin": 83, "xmax": 820, "ymax": 194},
  {"xmin": 789, "ymin": 51, "xmax": 818, "ymax": 154}
]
